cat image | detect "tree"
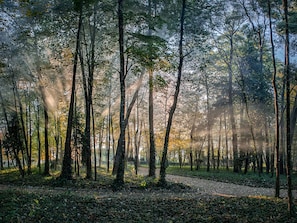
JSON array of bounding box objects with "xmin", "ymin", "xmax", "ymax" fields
[
  {"xmin": 60, "ymin": 3, "xmax": 83, "ymax": 180},
  {"xmin": 267, "ymin": 0, "xmax": 280, "ymax": 198},
  {"xmin": 113, "ymin": 0, "xmax": 126, "ymax": 187},
  {"xmin": 148, "ymin": 0, "xmax": 156, "ymax": 178},
  {"xmin": 283, "ymin": 0, "xmax": 293, "ymax": 216},
  {"xmin": 159, "ymin": 0, "xmax": 186, "ymax": 186}
]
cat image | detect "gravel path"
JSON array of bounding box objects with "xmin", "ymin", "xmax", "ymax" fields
[{"xmin": 138, "ymin": 168, "xmax": 296, "ymax": 198}]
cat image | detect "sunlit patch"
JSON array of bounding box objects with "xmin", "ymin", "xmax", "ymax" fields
[{"xmin": 213, "ymin": 192, "xmax": 237, "ymax": 198}]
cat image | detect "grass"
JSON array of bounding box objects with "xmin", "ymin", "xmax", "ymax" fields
[
  {"xmin": 0, "ymin": 166, "xmax": 185, "ymax": 191},
  {"xmin": 0, "ymin": 166, "xmax": 296, "ymax": 222},
  {"xmin": 166, "ymin": 166, "xmax": 297, "ymax": 189}
]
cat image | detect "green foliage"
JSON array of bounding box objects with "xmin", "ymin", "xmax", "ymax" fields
[
  {"xmin": 154, "ymin": 74, "xmax": 168, "ymax": 91},
  {"xmin": 127, "ymin": 33, "xmax": 168, "ymax": 69},
  {"xmin": 72, "ymin": 0, "xmax": 98, "ymax": 11}
]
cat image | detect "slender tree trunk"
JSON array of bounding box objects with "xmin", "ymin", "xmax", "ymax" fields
[
  {"xmin": 16, "ymin": 87, "xmax": 30, "ymax": 175},
  {"xmin": 205, "ymin": 75, "xmax": 211, "ymax": 172},
  {"xmin": 283, "ymin": 0, "xmax": 293, "ymax": 215},
  {"xmin": 268, "ymin": 0, "xmax": 280, "ymax": 198},
  {"xmin": 134, "ymin": 119, "xmax": 142, "ymax": 175},
  {"xmin": 113, "ymin": 71, "xmax": 145, "ymax": 177},
  {"xmin": 54, "ymin": 115, "xmax": 60, "ymax": 171},
  {"xmin": 264, "ymin": 120, "xmax": 270, "ymax": 174},
  {"xmin": 224, "ymin": 111, "xmax": 229, "ymax": 170},
  {"xmin": 227, "ymin": 34, "xmax": 238, "ymax": 173},
  {"xmin": 148, "ymin": 0, "xmax": 156, "ymax": 177},
  {"xmin": 134, "ymin": 95, "xmax": 141, "ymax": 175},
  {"xmin": 290, "ymin": 94, "xmax": 297, "ymax": 144},
  {"xmin": 126, "ymin": 111, "xmax": 131, "ymax": 166},
  {"xmin": 28, "ymin": 100, "xmax": 32, "ymax": 174},
  {"xmin": 190, "ymin": 104, "xmax": 198, "ymax": 172},
  {"xmin": 217, "ymin": 115, "xmax": 222, "ymax": 170},
  {"xmin": 159, "ymin": 0, "xmax": 186, "ymax": 185},
  {"xmin": 60, "ymin": 8, "xmax": 83, "ymax": 180},
  {"xmin": 0, "ymin": 140, "xmax": 3, "ymax": 170},
  {"xmin": 43, "ymin": 108, "xmax": 50, "ymax": 176},
  {"xmin": 148, "ymin": 68, "xmax": 156, "ymax": 177},
  {"xmin": 92, "ymin": 103, "xmax": 97, "ymax": 180},
  {"xmin": 98, "ymin": 123, "xmax": 104, "ymax": 168},
  {"xmin": 80, "ymin": 4, "xmax": 96, "ymax": 179},
  {"xmin": 36, "ymin": 104, "xmax": 41, "ymax": 173},
  {"xmin": 107, "ymin": 111, "xmax": 111, "ymax": 172}
]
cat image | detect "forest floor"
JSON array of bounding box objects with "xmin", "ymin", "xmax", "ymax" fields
[{"xmin": 1, "ymin": 167, "xmax": 297, "ymax": 222}]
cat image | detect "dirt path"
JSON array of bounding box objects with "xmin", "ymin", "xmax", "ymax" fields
[
  {"xmin": 138, "ymin": 168, "xmax": 296, "ymax": 198},
  {"xmin": 0, "ymin": 169, "xmax": 295, "ymax": 199}
]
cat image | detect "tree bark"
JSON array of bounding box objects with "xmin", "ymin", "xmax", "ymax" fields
[
  {"xmin": 148, "ymin": 0, "xmax": 156, "ymax": 178},
  {"xmin": 113, "ymin": 0, "xmax": 126, "ymax": 187},
  {"xmin": 224, "ymin": 111, "xmax": 229, "ymax": 170},
  {"xmin": 217, "ymin": 115, "xmax": 222, "ymax": 170},
  {"xmin": 227, "ymin": 34, "xmax": 238, "ymax": 173},
  {"xmin": 0, "ymin": 140, "xmax": 3, "ymax": 170},
  {"xmin": 43, "ymin": 108, "xmax": 50, "ymax": 176},
  {"xmin": 159, "ymin": 0, "xmax": 186, "ymax": 185},
  {"xmin": 283, "ymin": 0, "xmax": 293, "ymax": 215},
  {"xmin": 14, "ymin": 80, "xmax": 30, "ymax": 175},
  {"xmin": 148, "ymin": 68, "xmax": 156, "ymax": 177},
  {"xmin": 36, "ymin": 103, "xmax": 41, "ymax": 173},
  {"xmin": 268, "ymin": 0, "xmax": 280, "ymax": 198},
  {"xmin": 60, "ymin": 7, "xmax": 83, "ymax": 180}
]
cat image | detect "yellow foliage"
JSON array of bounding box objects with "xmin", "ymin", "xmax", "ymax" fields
[
  {"xmin": 61, "ymin": 48, "xmax": 73, "ymax": 61},
  {"xmin": 155, "ymin": 128, "xmax": 191, "ymax": 154}
]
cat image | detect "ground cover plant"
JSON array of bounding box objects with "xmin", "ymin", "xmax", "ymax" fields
[
  {"xmin": 166, "ymin": 166, "xmax": 297, "ymax": 189},
  {"xmin": 1, "ymin": 167, "xmax": 297, "ymax": 222},
  {"xmin": 0, "ymin": 185, "xmax": 296, "ymax": 223}
]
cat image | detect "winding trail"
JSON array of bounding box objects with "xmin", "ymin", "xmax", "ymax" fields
[
  {"xmin": 138, "ymin": 168, "xmax": 297, "ymax": 198},
  {"xmin": 0, "ymin": 168, "xmax": 296, "ymax": 199}
]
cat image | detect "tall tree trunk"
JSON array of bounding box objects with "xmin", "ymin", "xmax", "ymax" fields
[
  {"xmin": 36, "ymin": 103, "xmax": 41, "ymax": 173},
  {"xmin": 54, "ymin": 114, "xmax": 60, "ymax": 171},
  {"xmin": 224, "ymin": 111, "xmax": 229, "ymax": 170},
  {"xmin": 268, "ymin": 0, "xmax": 280, "ymax": 198},
  {"xmin": 134, "ymin": 106, "xmax": 142, "ymax": 175},
  {"xmin": 190, "ymin": 102, "xmax": 198, "ymax": 171},
  {"xmin": 107, "ymin": 100, "xmax": 111, "ymax": 172},
  {"xmin": 112, "ymin": 71, "xmax": 145, "ymax": 177},
  {"xmin": 14, "ymin": 81, "xmax": 30, "ymax": 175},
  {"xmin": 217, "ymin": 115, "xmax": 222, "ymax": 170},
  {"xmin": 228, "ymin": 34, "xmax": 238, "ymax": 173},
  {"xmin": 80, "ymin": 4, "xmax": 97, "ymax": 179},
  {"xmin": 92, "ymin": 103, "xmax": 97, "ymax": 180},
  {"xmin": 159, "ymin": 0, "xmax": 186, "ymax": 186},
  {"xmin": 205, "ymin": 74, "xmax": 211, "ymax": 172},
  {"xmin": 43, "ymin": 107, "xmax": 50, "ymax": 176},
  {"xmin": 148, "ymin": 0, "xmax": 156, "ymax": 178},
  {"xmin": 98, "ymin": 122, "xmax": 104, "ymax": 168},
  {"xmin": 0, "ymin": 140, "xmax": 3, "ymax": 170},
  {"xmin": 148, "ymin": 68, "xmax": 156, "ymax": 177},
  {"xmin": 264, "ymin": 120, "xmax": 270, "ymax": 174},
  {"xmin": 60, "ymin": 7, "xmax": 83, "ymax": 180},
  {"xmin": 28, "ymin": 99, "xmax": 32, "ymax": 174},
  {"xmin": 289, "ymin": 94, "xmax": 297, "ymax": 144},
  {"xmin": 283, "ymin": 0, "xmax": 293, "ymax": 215},
  {"xmin": 113, "ymin": 0, "xmax": 126, "ymax": 187}
]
